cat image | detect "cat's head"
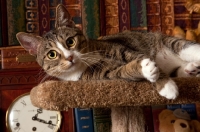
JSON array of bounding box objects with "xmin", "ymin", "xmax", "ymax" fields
[{"xmin": 16, "ymin": 4, "xmax": 89, "ymax": 80}]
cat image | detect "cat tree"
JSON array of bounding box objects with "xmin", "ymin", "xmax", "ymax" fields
[{"xmin": 30, "ymin": 77, "xmax": 200, "ymax": 132}]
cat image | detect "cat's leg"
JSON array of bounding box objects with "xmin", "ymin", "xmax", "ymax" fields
[
  {"xmin": 155, "ymin": 73, "xmax": 179, "ymax": 99},
  {"xmin": 179, "ymin": 44, "xmax": 200, "ymax": 62},
  {"xmin": 177, "ymin": 62, "xmax": 200, "ymax": 77},
  {"xmin": 108, "ymin": 58, "xmax": 179, "ymax": 99}
]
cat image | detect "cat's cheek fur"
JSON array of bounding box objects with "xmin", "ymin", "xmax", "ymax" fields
[
  {"xmin": 158, "ymin": 79, "xmax": 179, "ymax": 99},
  {"xmin": 141, "ymin": 58, "xmax": 160, "ymax": 82}
]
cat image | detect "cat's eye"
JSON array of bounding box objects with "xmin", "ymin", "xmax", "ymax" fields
[
  {"xmin": 47, "ymin": 50, "xmax": 58, "ymax": 59},
  {"xmin": 66, "ymin": 38, "xmax": 75, "ymax": 47}
]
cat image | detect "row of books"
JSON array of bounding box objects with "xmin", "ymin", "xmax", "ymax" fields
[
  {"xmin": 2, "ymin": 0, "xmax": 200, "ymax": 47},
  {"xmin": 72, "ymin": 103, "xmax": 200, "ymax": 132},
  {"xmin": 71, "ymin": 108, "xmax": 111, "ymax": 132}
]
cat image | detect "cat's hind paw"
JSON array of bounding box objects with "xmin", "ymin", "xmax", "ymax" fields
[
  {"xmin": 141, "ymin": 58, "xmax": 160, "ymax": 82},
  {"xmin": 184, "ymin": 62, "xmax": 200, "ymax": 77},
  {"xmin": 158, "ymin": 79, "xmax": 179, "ymax": 99}
]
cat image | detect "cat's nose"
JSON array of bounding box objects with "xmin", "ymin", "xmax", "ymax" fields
[{"xmin": 66, "ymin": 55, "xmax": 73, "ymax": 62}]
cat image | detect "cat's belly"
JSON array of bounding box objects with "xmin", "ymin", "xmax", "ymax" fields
[{"xmin": 155, "ymin": 47, "xmax": 185, "ymax": 75}]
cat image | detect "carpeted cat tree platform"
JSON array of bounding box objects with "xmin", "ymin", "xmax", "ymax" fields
[{"xmin": 30, "ymin": 77, "xmax": 200, "ymax": 132}]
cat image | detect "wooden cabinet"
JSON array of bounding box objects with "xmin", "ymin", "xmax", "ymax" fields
[{"xmin": 0, "ymin": 68, "xmax": 73, "ymax": 132}]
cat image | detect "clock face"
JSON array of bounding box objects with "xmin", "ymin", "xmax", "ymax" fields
[{"xmin": 6, "ymin": 93, "xmax": 62, "ymax": 132}]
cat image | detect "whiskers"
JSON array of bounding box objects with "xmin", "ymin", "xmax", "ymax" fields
[{"xmin": 80, "ymin": 50, "xmax": 112, "ymax": 73}]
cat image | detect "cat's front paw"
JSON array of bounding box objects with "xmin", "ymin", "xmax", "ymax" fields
[
  {"xmin": 184, "ymin": 62, "xmax": 200, "ymax": 77},
  {"xmin": 158, "ymin": 79, "xmax": 179, "ymax": 99},
  {"xmin": 141, "ymin": 58, "xmax": 159, "ymax": 82}
]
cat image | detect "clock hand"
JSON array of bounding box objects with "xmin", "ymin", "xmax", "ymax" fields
[{"xmin": 32, "ymin": 116, "xmax": 56, "ymax": 126}]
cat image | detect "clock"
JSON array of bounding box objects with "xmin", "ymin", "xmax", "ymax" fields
[{"xmin": 6, "ymin": 93, "xmax": 62, "ymax": 132}]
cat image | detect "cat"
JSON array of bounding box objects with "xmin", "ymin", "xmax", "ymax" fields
[{"xmin": 16, "ymin": 4, "xmax": 200, "ymax": 101}]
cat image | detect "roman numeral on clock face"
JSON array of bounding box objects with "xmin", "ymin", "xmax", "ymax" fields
[
  {"xmin": 50, "ymin": 116, "xmax": 57, "ymax": 119},
  {"xmin": 20, "ymin": 100, "xmax": 26, "ymax": 107},
  {"xmin": 12, "ymin": 119, "xmax": 18, "ymax": 122}
]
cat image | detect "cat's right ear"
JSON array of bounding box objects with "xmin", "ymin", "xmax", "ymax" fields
[
  {"xmin": 55, "ymin": 4, "xmax": 75, "ymax": 28},
  {"xmin": 16, "ymin": 32, "xmax": 42, "ymax": 56}
]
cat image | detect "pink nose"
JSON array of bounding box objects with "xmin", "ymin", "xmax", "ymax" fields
[{"xmin": 67, "ymin": 56, "xmax": 73, "ymax": 62}]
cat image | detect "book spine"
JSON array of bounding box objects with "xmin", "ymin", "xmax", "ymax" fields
[
  {"xmin": 185, "ymin": 0, "xmax": 200, "ymax": 29},
  {"xmin": 167, "ymin": 104, "xmax": 181, "ymax": 111},
  {"xmin": 195, "ymin": 103, "xmax": 200, "ymax": 121},
  {"xmin": 174, "ymin": 0, "xmax": 192, "ymax": 30},
  {"xmin": 93, "ymin": 108, "xmax": 111, "ymax": 132},
  {"xmin": 160, "ymin": 0, "xmax": 174, "ymax": 35},
  {"xmin": 82, "ymin": 0, "xmax": 100, "ymax": 39},
  {"xmin": 143, "ymin": 106, "xmax": 154, "ymax": 132},
  {"xmin": 62, "ymin": 0, "xmax": 82, "ymax": 30},
  {"xmin": 100, "ymin": 0, "xmax": 106, "ymax": 36},
  {"xmin": 181, "ymin": 103, "xmax": 197, "ymax": 120},
  {"xmin": 49, "ymin": 0, "xmax": 63, "ymax": 30},
  {"xmin": 118, "ymin": 0, "xmax": 130, "ymax": 32},
  {"xmin": 74, "ymin": 108, "xmax": 94, "ymax": 132},
  {"xmin": 1, "ymin": 47, "xmax": 40, "ymax": 69},
  {"xmin": 191, "ymin": 12, "xmax": 200, "ymax": 29},
  {"xmin": 151, "ymin": 105, "xmax": 167, "ymax": 132},
  {"xmin": 38, "ymin": 0, "xmax": 50, "ymax": 35},
  {"xmin": 146, "ymin": 0, "xmax": 161, "ymax": 32},
  {"xmin": 6, "ymin": 0, "xmax": 26, "ymax": 45},
  {"xmin": 0, "ymin": 0, "xmax": 8, "ymax": 46},
  {"xmin": 129, "ymin": 0, "xmax": 147, "ymax": 31},
  {"xmin": 25, "ymin": 0, "xmax": 39, "ymax": 34},
  {"xmin": 104, "ymin": 0, "xmax": 119, "ymax": 35}
]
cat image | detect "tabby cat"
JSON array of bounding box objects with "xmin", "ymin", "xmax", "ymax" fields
[{"xmin": 16, "ymin": 4, "xmax": 200, "ymax": 100}]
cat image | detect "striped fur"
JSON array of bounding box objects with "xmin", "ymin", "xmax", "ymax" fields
[{"xmin": 16, "ymin": 4, "xmax": 200, "ymax": 100}]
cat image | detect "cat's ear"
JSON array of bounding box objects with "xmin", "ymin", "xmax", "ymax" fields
[
  {"xmin": 16, "ymin": 32, "xmax": 42, "ymax": 56},
  {"xmin": 55, "ymin": 4, "xmax": 75, "ymax": 28}
]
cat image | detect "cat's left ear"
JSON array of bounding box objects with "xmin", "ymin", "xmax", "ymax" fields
[
  {"xmin": 55, "ymin": 4, "xmax": 75, "ymax": 28},
  {"xmin": 16, "ymin": 32, "xmax": 42, "ymax": 56}
]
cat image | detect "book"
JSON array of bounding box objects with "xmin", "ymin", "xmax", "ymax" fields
[
  {"xmin": 1, "ymin": 46, "xmax": 40, "ymax": 69},
  {"xmin": 103, "ymin": 0, "xmax": 119, "ymax": 35},
  {"xmin": 74, "ymin": 108, "xmax": 94, "ymax": 132},
  {"xmin": 160, "ymin": 0, "xmax": 174, "ymax": 35},
  {"xmin": 167, "ymin": 104, "xmax": 181, "ymax": 111},
  {"xmin": 49, "ymin": 0, "xmax": 63, "ymax": 30},
  {"xmin": 25, "ymin": 0, "xmax": 39, "ymax": 34},
  {"xmin": 100, "ymin": 0, "xmax": 106, "ymax": 36},
  {"xmin": 195, "ymin": 103, "xmax": 200, "ymax": 121},
  {"xmin": 129, "ymin": 0, "xmax": 147, "ymax": 31},
  {"xmin": 93, "ymin": 108, "xmax": 111, "ymax": 132},
  {"xmin": 189, "ymin": 0, "xmax": 200, "ymax": 30},
  {"xmin": 143, "ymin": 106, "xmax": 154, "ymax": 132},
  {"xmin": 146, "ymin": 0, "xmax": 161, "ymax": 32},
  {"xmin": 6, "ymin": 0, "xmax": 26, "ymax": 45},
  {"xmin": 118, "ymin": 0, "xmax": 130, "ymax": 32},
  {"xmin": 0, "ymin": 0, "xmax": 8, "ymax": 47},
  {"xmin": 38, "ymin": 0, "xmax": 50, "ymax": 35},
  {"xmin": 151, "ymin": 105, "xmax": 167, "ymax": 132},
  {"xmin": 63, "ymin": 0, "xmax": 82, "ymax": 30},
  {"xmin": 82, "ymin": 0, "xmax": 100, "ymax": 39},
  {"xmin": 174, "ymin": 0, "xmax": 192, "ymax": 31},
  {"xmin": 181, "ymin": 103, "xmax": 197, "ymax": 120}
]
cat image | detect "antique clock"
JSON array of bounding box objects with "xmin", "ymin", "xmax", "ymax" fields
[{"xmin": 6, "ymin": 93, "xmax": 62, "ymax": 132}]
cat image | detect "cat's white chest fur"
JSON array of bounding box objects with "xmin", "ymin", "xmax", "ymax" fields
[
  {"xmin": 58, "ymin": 64, "xmax": 87, "ymax": 81},
  {"xmin": 156, "ymin": 47, "xmax": 184, "ymax": 75}
]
